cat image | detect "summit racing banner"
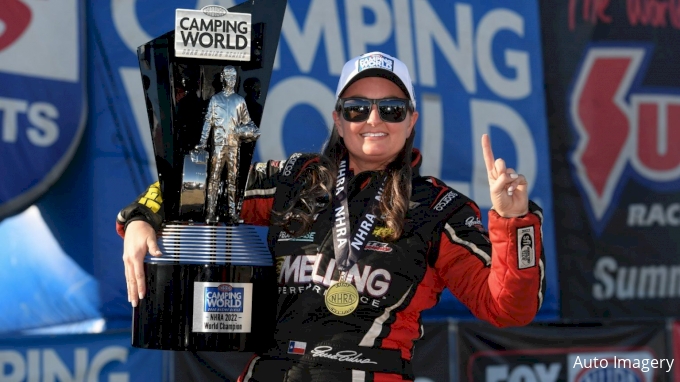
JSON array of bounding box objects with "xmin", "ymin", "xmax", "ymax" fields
[
  {"xmin": 0, "ymin": 0, "xmax": 86, "ymax": 219},
  {"xmin": 459, "ymin": 322, "xmax": 671, "ymax": 382},
  {"xmin": 540, "ymin": 1, "xmax": 680, "ymax": 318}
]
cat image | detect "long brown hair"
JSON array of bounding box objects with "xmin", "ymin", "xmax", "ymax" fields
[{"xmin": 275, "ymin": 124, "xmax": 416, "ymax": 242}]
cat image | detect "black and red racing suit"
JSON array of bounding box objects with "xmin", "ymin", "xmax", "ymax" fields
[{"xmin": 117, "ymin": 150, "xmax": 546, "ymax": 381}]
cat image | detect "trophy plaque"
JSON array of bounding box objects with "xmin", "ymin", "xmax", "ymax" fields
[{"xmin": 132, "ymin": 1, "xmax": 286, "ymax": 352}]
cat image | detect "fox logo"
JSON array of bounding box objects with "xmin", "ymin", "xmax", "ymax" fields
[{"xmin": 570, "ymin": 45, "xmax": 680, "ymax": 231}]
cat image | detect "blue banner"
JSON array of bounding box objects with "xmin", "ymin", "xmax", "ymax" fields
[
  {"xmin": 0, "ymin": 331, "xmax": 170, "ymax": 382},
  {"xmin": 0, "ymin": 0, "xmax": 86, "ymax": 218}
]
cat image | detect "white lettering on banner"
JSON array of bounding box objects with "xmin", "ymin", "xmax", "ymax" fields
[
  {"xmin": 419, "ymin": 93, "xmax": 471, "ymax": 195},
  {"xmin": 593, "ymin": 256, "xmax": 680, "ymax": 300},
  {"xmin": 345, "ymin": 0, "xmax": 392, "ymax": 59},
  {"xmin": 471, "ymin": 100, "xmax": 536, "ymax": 208},
  {"xmin": 392, "ymin": 0, "xmax": 417, "ymax": 82},
  {"xmin": 414, "ymin": 1, "xmax": 475, "ymax": 91},
  {"xmin": 628, "ymin": 203, "xmax": 680, "ymax": 226},
  {"xmin": 486, "ymin": 363, "xmax": 561, "ymax": 382},
  {"xmin": 0, "ymin": 347, "xmax": 129, "ymax": 382},
  {"xmin": 257, "ymin": 77, "xmax": 334, "ymax": 161},
  {"xmin": 119, "ymin": 68, "xmax": 157, "ymax": 180},
  {"xmin": 274, "ymin": 0, "xmax": 345, "ymax": 74},
  {"xmin": 0, "ymin": 97, "xmax": 59, "ymax": 147},
  {"xmin": 476, "ymin": 9, "xmax": 530, "ymax": 99}
]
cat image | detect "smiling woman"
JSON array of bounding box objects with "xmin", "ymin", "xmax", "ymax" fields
[{"xmin": 333, "ymin": 77, "xmax": 417, "ymax": 174}]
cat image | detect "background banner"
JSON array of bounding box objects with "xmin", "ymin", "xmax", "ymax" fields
[
  {"xmin": 458, "ymin": 322, "xmax": 671, "ymax": 382},
  {"xmin": 0, "ymin": 330, "xmax": 171, "ymax": 382},
  {"xmin": 0, "ymin": 0, "xmax": 86, "ymax": 218},
  {"xmin": 540, "ymin": 0, "xmax": 680, "ymax": 318},
  {"xmin": 0, "ymin": 0, "xmax": 558, "ymax": 333}
]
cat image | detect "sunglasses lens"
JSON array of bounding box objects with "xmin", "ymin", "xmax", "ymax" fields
[
  {"xmin": 378, "ymin": 99, "xmax": 408, "ymax": 122},
  {"xmin": 342, "ymin": 99, "xmax": 372, "ymax": 122},
  {"xmin": 340, "ymin": 98, "xmax": 410, "ymax": 122}
]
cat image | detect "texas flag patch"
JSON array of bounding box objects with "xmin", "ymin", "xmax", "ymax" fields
[{"xmin": 287, "ymin": 341, "xmax": 307, "ymax": 355}]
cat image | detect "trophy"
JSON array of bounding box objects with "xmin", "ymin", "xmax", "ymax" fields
[{"xmin": 132, "ymin": 1, "xmax": 286, "ymax": 352}]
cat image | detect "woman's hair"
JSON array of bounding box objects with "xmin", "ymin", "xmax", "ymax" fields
[{"xmin": 274, "ymin": 119, "xmax": 416, "ymax": 242}]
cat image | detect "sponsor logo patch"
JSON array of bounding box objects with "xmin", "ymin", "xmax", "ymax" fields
[
  {"xmin": 517, "ymin": 226, "xmax": 536, "ymax": 269},
  {"xmin": 358, "ymin": 53, "xmax": 394, "ymax": 72},
  {"xmin": 365, "ymin": 241, "xmax": 393, "ymax": 253},
  {"xmin": 278, "ymin": 231, "xmax": 316, "ymax": 242},
  {"xmin": 433, "ymin": 191, "xmax": 458, "ymax": 212},
  {"xmin": 372, "ymin": 226, "xmax": 394, "ymax": 239},
  {"xmin": 204, "ymin": 284, "xmax": 244, "ymax": 312},
  {"xmin": 465, "ymin": 216, "xmax": 483, "ymax": 228}
]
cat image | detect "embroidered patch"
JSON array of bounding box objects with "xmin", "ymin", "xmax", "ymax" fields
[
  {"xmin": 517, "ymin": 227, "xmax": 536, "ymax": 269},
  {"xmin": 358, "ymin": 53, "xmax": 394, "ymax": 72},
  {"xmin": 372, "ymin": 226, "xmax": 394, "ymax": 239},
  {"xmin": 365, "ymin": 241, "xmax": 393, "ymax": 253},
  {"xmin": 288, "ymin": 341, "xmax": 307, "ymax": 355},
  {"xmin": 278, "ymin": 231, "xmax": 316, "ymax": 242}
]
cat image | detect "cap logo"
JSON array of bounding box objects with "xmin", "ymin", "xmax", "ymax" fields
[{"xmin": 358, "ymin": 54, "xmax": 394, "ymax": 72}]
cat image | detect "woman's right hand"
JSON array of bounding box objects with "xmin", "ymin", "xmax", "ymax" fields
[{"xmin": 123, "ymin": 220, "xmax": 162, "ymax": 307}]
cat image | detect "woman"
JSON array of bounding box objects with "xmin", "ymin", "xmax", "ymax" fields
[{"xmin": 117, "ymin": 52, "xmax": 545, "ymax": 381}]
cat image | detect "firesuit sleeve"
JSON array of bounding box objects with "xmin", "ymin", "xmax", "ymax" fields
[
  {"xmin": 115, "ymin": 159, "xmax": 290, "ymax": 238},
  {"xmin": 433, "ymin": 200, "xmax": 544, "ymax": 327}
]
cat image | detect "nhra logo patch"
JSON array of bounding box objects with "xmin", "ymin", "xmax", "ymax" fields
[
  {"xmin": 570, "ymin": 44, "xmax": 680, "ymax": 232},
  {"xmin": 358, "ymin": 54, "xmax": 394, "ymax": 72}
]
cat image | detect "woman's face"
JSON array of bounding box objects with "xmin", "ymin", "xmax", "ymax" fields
[{"xmin": 332, "ymin": 77, "xmax": 418, "ymax": 172}]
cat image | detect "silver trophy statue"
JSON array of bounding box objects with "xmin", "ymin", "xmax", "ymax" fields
[
  {"xmin": 131, "ymin": 2, "xmax": 286, "ymax": 352},
  {"xmin": 190, "ymin": 65, "xmax": 259, "ymax": 224}
]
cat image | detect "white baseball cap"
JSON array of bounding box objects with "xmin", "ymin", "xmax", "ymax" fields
[{"xmin": 335, "ymin": 51, "xmax": 416, "ymax": 109}]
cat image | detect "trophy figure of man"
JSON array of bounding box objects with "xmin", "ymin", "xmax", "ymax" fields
[{"xmin": 195, "ymin": 66, "xmax": 259, "ymax": 224}]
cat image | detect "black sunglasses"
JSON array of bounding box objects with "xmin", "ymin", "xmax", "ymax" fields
[{"xmin": 336, "ymin": 97, "xmax": 413, "ymax": 123}]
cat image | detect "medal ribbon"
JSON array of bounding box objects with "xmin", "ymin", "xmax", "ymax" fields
[{"xmin": 330, "ymin": 156, "xmax": 386, "ymax": 277}]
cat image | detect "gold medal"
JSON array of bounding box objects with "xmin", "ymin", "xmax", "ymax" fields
[{"xmin": 325, "ymin": 281, "xmax": 359, "ymax": 316}]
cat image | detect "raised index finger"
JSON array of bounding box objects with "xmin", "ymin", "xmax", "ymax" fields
[{"xmin": 481, "ymin": 134, "xmax": 496, "ymax": 174}]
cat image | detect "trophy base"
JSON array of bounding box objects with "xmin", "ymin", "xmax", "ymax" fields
[{"xmin": 132, "ymin": 262, "xmax": 276, "ymax": 352}]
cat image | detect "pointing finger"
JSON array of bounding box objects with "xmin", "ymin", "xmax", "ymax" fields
[{"xmin": 481, "ymin": 134, "xmax": 496, "ymax": 176}]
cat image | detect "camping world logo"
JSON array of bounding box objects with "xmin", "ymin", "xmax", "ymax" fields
[
  {"xmin": 358, "ymin": 54, "xmax": 394, "ymax": 72},
  {"xmin": 0, "ymin": 0, "xmax": 85, "ymax": 218},
  {"xmin": 569, "ymin": 44, "xmax": 680, "ymax": 232}
]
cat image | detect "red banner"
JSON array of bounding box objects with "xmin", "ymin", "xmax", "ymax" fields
[{"xmin": 540, "ymin": 0, "xmax": 680, "ymax": 319}]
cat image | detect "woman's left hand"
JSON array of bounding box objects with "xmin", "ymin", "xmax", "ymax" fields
[{"xmin": 481, "ymin": 134, "xmax": 529, "ymax": 218}]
